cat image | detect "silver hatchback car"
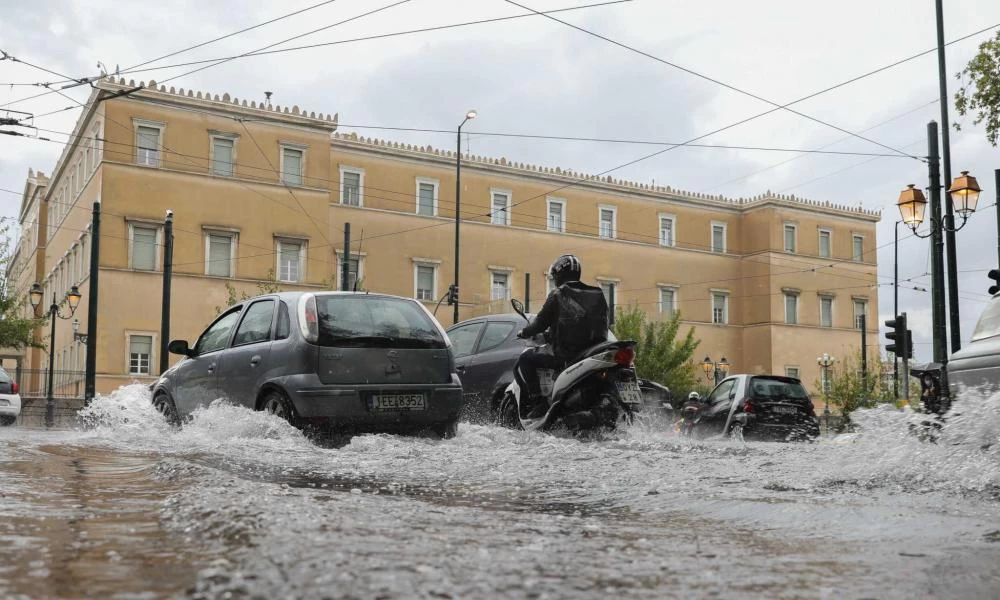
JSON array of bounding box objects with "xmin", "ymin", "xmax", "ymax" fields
[{"xmin": 152, "ymin": 291, "xmax": 463, "ymax": 437}]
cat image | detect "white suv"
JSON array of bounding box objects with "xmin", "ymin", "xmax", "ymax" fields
[{"xmin": 0, "ymin": 366, "xmax": 22, "ymax": 426}]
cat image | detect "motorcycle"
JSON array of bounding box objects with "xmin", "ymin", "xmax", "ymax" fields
[
  {"xmin": 677, "ymin": 393, "xmax": 704, "ymax": 437},
  {"xmin": 496, "ymin": 298, "xmax": 641, "ymax": 433}
]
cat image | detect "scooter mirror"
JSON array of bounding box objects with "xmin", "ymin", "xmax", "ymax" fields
[{"xmin": 511, "ymin": 298, "xmax": 528, "ymax": 321}]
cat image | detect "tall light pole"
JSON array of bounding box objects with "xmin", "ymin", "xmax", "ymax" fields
[
  {"xmin": 894, "ymin": 220, "xmax": 900, "ymax": 399},
  {"xmin": 700, "ymin": 356, "xmax": 729, "ymax": 386},
  {"xmin": 29, "ymin": 282, "xmax": 82, "ymax": 428},
  {"xmin": 816, "ymin": 353, "xmax": 836, "ymax": 435},
  {"xmin": 451, "ymin": 109, "xmax": 477, "ymax": 325}
]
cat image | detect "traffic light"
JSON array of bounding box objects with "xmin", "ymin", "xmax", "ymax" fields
[
  {"xmin": 446, "ymin": 284, "xmax": 458, "ymax": 306},
  {"xmin": 885, "ymin": 313, "xmax": 907, "ymax": 357},
  {"xmin": 904, "ymin": 328, "xmax": 914, "ymax": 360},
  {"xmin": 989, "ymin": 269, "xmax": 1000, "ymax": 295}
]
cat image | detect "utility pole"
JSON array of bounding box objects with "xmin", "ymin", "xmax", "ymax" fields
[
  {"xmin": 901, "ymin": 313, "xmax": 911, "ymax": 401},
  {"xmin": 995, "ymin": 169, "xmax": 1000, "ymax": 269},
  {"xmin": 893, "ymin": 221, "xmax": 899, "ymax": 399},
  {"xmin": 159, "ymin": 210, "xmax": 173, "ymax": 375},
  {"xmin": 84, "ymin": 200, "xmax": 100, "ymax": 404},
  {"xmin": 860, "ymin": 313, "xmax": 867, "ymax": 385},
  {"xmin": 927, "ymin": 121, "xmax": 948, "ymax": 371},
  {"xmin": 935, "ymin": 0, "xmax": 961, "ymax": 354},
  {"xmin": 524, "ymin": 272, "xmax": 531, "ymax": 314},
  {"xmin": 341, "ymin": 222, "xmax": 351, "ymax": 291}
]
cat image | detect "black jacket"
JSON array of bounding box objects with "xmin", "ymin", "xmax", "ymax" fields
[{"xmin": 521, "ymin": 281, "xmax": 609, "ymax": 359}]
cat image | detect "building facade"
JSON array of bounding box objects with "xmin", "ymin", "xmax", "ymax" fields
[{"xmin": 13, "ymin": 77, "xmax": 880, "ymax": 397}]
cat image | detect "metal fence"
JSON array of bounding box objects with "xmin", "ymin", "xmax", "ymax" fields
[{"xmin": 10, "ymin": 369, "xmax": 86, "ymax": 399}]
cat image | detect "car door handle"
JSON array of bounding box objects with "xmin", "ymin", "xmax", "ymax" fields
[
  {"xmin": 250, "ymin": 355, "xmax": 261, "ymax": 367},
  {"xmin": 207, "ymin": 362, "xmax": 216, "ymax": 374}
]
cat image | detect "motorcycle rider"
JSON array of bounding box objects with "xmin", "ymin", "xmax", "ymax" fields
[{"xmin": 515, "ymin": 254, "xmax": 609, "ymax": 417}]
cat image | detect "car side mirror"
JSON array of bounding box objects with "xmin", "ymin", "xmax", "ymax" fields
[
  {"xmin": 168, "ymin": 339, "xmax": 194, "ymax": 357},
  {"xmin": 511, "ymin": 299, "xmax": 528, "ymax": 322}
]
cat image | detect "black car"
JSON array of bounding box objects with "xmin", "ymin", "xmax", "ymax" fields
[{"xmin": 446, "ymin": 313, "xmax": 673, "ymax": 423}]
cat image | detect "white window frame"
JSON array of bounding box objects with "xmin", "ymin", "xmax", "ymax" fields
[
  {"xmin": 784, "ymin": 291, "xmax": 799, "ymax": 325},
  {"xmin": 783, "ymin": 223, "xmax": 797, "ymax": 253},
  {"xmin": 204, "ymin": 229, "xmax": 238, "ymax": 278},
  {"xmin": 711, "ymin": 291, "xmax": 729, "ymax": 325},
  {"xmin": 785, "ymin": 366, "xmax": 801, "ymax": 380},
  {"xmin": 339, "ymin": 165, "xmax": 365, "ymax": 206},
  {"xmin": 335, "ymin": 249, "xmax": 366, "ymax": 291},
  {"xmin": 489, "ymin": 268, "xmax": 513, "ymax": 301},
  {"xmin": 415, "ymin": 177, "xmax": 439, "ymax": 217},
  {"xmin": 818, "ymin": 228, "xmax": 832, "ymax": 258},
  {"xmin": 209, "ymin": 132, "xmax": 238, "ymax": 178},
  {"xmin": 126, "ymin": 332, "xmax": 157, "ymax": 376},
  {"xmin": 132, "ymin": 118, "xmax": 165, "ymax": 168},
  {"xmin": 658, "ymin": 213, "xmax": 676, "ymax": 247},
  {"xmin": 412, "ymin": 260, "xmax": 440, "ymax": 302},
  {"xmin": 279, "ymin": 142, "xmax": 308, "ymax": 187},
  {"xmin": 819, "ymin": 295, "xmax": 834, "ymax": 328},
  {"xmin": 853, "ymin": 298, "xmax": 868, "ymax": 330},
  {"xmin": 852, "ymin": 234, "xmax": 865, "ymax": 262},
  {"xmin": 598, "ymin": 205, "xmax": 617, "ymax": 240},
  {"xmin": 275, "ymin": 237, "xmax": 307, "ymax": 283},
  {"xmin": 490, "ymin": 188, "xmax": 512, "ymax": 226},
  {"xmin": 127, "ymin": 221, "xmax": 162, "ymax": 271},
  {"xmin": 711, "ymin": 221, "xmax": 728, "ymax": 254},
  {"xmin": 658, "ymin": 285, "xmax": 677, "ymax": 315},
  {"xmin": 546, "ymin": 197, "xmax": 566, "ymax": 233},
  {"xmin": 597, "ymin": 278, "xmax": 620, "ymax": 309}
]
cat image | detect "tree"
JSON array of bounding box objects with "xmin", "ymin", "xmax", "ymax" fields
[
  {"xmin": 814, "ymin": 350, "xmax": 895, "ymax": 429},
  {"xmin": 954, "ymin": 30, "xmax": 1000, "ymax": 146},
  {"xmin": 213, "ymin": 269, "xmax": 284, "ymax": 314},
  {"xmin": 611, "ymin": 303, "xmax": 700, "ymax": 398},
  {"xmin": 0, "ymin": 223, "xmax": 45, "ymax": 350}
]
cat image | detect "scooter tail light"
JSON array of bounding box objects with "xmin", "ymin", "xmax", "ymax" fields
[{"xmin": 613, "ymin": 347, "xmax": 635, "ymax": 366}]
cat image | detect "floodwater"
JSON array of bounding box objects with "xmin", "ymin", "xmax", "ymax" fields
[{"xmin": 1, "ymin": 386, "xmax": 999, "ymax": 599}]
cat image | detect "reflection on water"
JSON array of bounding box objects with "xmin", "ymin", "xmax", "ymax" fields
[{"xmin": 0, "ymin": 383, "xmax": 996, "ymax": 598}]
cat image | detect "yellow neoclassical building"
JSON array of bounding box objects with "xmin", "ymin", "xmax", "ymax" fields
[{"xmin": 11, "ymin": 77, "xmax": 880, "ymax": 396}]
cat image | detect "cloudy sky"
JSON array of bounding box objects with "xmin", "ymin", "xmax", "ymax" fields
[{"xmin": 2, "ymin": 0, "xmax": 999, "ymax": 361}]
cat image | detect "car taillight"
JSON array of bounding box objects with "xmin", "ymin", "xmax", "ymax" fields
[
  {"xmin": 613, "ymin": 347, "xmax": 635, "ymax": 366},
  {"xmin": 298, "ymin": 294, "xmax": 319, "ymax": 343},
  {"xmin": 743, "ymin": 399, "xmax": 756, "ymax": 413},
  {"xmin": 10, "ymin": 382, "xmax": 18, "ymax": 394}
]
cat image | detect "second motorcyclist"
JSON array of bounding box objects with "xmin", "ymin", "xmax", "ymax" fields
[{"xmin": 515, "ymin": 254, "xmax": 609, "ymax": 418}]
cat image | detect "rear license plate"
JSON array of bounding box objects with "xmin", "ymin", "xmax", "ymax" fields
[
  {"xmin": 616, "ymin": 381, "xmax": 643, "ymax": 405},
  {"xmin": 0, "ymin": 399, "xmax": 8, "ymax": 406},
  {"xmin": 772, "ymin": 405, "xmax": 798, "ymax": 415},
  {"xmin": 369, "ymin": 393, "xmax": 426, "ymax": 412}
]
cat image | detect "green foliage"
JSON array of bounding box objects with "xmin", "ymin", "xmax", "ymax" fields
[
  {"xmin": 611, "ymin": 303, "xmax": 700, "ymax": 399},
  {"xmin": 954, "ymin": 30, "xmax": 1000, "ymax": 146},
  {"xmin": 214, "ymin": 269, "xmax": 283, "ymax": 314},
  {"xmin": 814, "ymin": 351, "xmax": 895, "ymax": 428},
  {"xmin": 0, "ymin": 223, "xmax": 45, "ymax": 350}
]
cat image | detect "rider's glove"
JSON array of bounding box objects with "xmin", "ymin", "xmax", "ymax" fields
[{"xmin": 516, "ymin": 329, "xmax": 527, "ymax": 339}]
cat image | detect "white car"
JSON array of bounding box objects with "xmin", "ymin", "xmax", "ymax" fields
[{"xmin": 0, "ymin": 366, "xmax": 22, "ymax": 426}]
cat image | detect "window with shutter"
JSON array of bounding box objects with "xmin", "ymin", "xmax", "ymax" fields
[
  {"xmin": 342, "ymin": 171, "xmax": 362, "ymax": 205},
  {"xmin": 131, "ymin": 226, "xmax": 157, "ymax": 271},
  {"xmin": 416, "ymin": 265, "xmax": 435, "ymax": 300},
  {"xmin": 282, "ymin": 148, "xmax": 303, "ymax": 186},
  {"xmin": 212, "ymin": 138, "xmax": 234, "ymax": 177},
  {"xmin": 207, "ymin": 234, "xmax": 234, "ymax": 277},
  {"xmin": 278, "ymin": 241, "xmax": 302, "ymax": 282},
  {"xmin": 136, "ymin": 126, "xmax": 160, "ymax": 167},
  {"xmin": 417, "ymin": 182, "xmax": 435, "ymax": 216},
  {"xmin": 129, "ymin": 335, "xmax": 153, "ymax": 375}
]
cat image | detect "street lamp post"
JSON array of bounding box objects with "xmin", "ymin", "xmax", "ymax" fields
[
  {"xmin": 700, "ymin": 356, "xmax": 729, "ymax": 386},
  {"xmin": 816, "ymin": 353, "xmax": 836, "ymax": 435},
  {"xmin": 29, "ymin": 282, "xmax": 82, "ymax": 428},
  {"xmin": 896, "ymin": 127, "xmax": 980, "ymax": 405},
  {"xmin": 451, "ymin": 109, "xmax": 477, "ymax": 326}
]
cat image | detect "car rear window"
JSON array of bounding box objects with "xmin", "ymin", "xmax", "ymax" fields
[
  {"xmin": 748, "ymin": 377, "xmax": 809, "ymax": 400},
  {"xmin": 971, "ymin": 296, "xmax": 1000, "ymax": 342},
  {"xmin": 0, "ymin": 367, "xmax": 9, "ymax": 383},
  {"xmin": 316, "ymin": 295, "xmax": 446, "ymax": 349}
]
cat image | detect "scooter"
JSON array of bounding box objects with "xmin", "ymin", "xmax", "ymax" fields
[{"xmin": 496, "ymin": 299, "xmax": 641, "ymax": 433}]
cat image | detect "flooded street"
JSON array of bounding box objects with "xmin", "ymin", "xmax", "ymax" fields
[{"xmin": 2, "ymin": 386, "xmax": 999, "ymax": 599}]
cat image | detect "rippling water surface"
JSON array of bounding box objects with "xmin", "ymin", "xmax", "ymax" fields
[{"xmin": 1, "ymin": 384, "xmax": 999, "ymax": 599}]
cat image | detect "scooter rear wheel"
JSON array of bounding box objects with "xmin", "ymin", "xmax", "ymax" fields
[{"xmin": 497, "ymin": 393, "xmax": 523, "ymax": 430}]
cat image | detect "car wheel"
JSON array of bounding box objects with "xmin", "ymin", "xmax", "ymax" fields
[
  {"xmin": 261, "ymin": 390, "xmax": 298, "ymax": 427},
  {"xmin": 0, "ymin": 415, "xmax": 16, "ymax": 426},
  {"xmin": 432, "ymin": 419, "xmax": 459, "ymax": 439},
  {"xmin": 497, "ymin": 393, "xmax": 523, "ymax": 430},
  {"xmin": 152, "ymin": 394, "xmax": 181, "ymax": 427}
]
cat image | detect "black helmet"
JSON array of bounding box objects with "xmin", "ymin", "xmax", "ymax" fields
[{"xmin": 549, "ymin": 254, "xmax": 582, "ymax": 287}]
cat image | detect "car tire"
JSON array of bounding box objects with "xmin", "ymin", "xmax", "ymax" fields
[
  {"xmin": 432, "ymin": 419, "xmax": 459, "ymax": 439},
  {"xmin": 497, "ymin": 392, "xmax": 523, "ymax": 430},
  {"xmin": 261, "ymin": 390, "xmax": 298, "ymax": 427},
  {"xmin": 0, "ymin": 415, "xmax": 16, "ymax": 426},
  {"xmin": 152, "ymin": 394, "xmax": 181, "ymax": 427}
]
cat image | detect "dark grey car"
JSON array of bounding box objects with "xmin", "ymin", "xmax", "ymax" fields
[
  {"xmin": 948, "ymin": 294, "xmax": 1000, "ymax": 396},
  {"xmin": 152, "ymin": 292, "xmax": 463, "ymax": 437},
  {"xmin": 446, "ymin": 313, "xmax": 673, "ymax": 423}
]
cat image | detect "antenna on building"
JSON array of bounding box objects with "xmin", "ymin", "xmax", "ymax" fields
[{"xmin": 264, "ymin": 91, "xmax": 273, "ymax": 109}]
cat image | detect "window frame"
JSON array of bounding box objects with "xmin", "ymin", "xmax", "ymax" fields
[
  {"xmin": 598, "ymin": 205, "xmax": 617, "ymax": 240},
  {"xmin": 658, "ymin": 285, "xmax": 677, "ymax": 315},
  {"xmin": 339, "ymin": 165, "xmax": 365, "ymax": 206},
  {"xmin": 412, "ymin": 260, "xmax": 439, "ymax": 302},
  {"xmin": 711, "ymin": 221, "xmax": 728, "ymax": 254},
  {"xmin": 133, "ymin": 118, "xmax": 165, "ymax": 168},
  {"xmin": 784, "ymin": 291, "xmax": 799, "ymax": 325},
  {"xmin": 279, "ymin": 142, "xmax": 308, "ymax": 187},
  {"xmin": 783, "ymin": 223, "xmax": 797, "ymax": 253},
  {"xmin": 126, "ymin": 331, "xmax": 157, "ymax": 376},
  {"xmin": 127, "ymin": 221, "xmax": 162, "ymax": 271},
  {"xmin": 658, "ymin": 213, "xmax": 676, "ymax": 247},
  {"xmin": 335, "ymin": 250, "xmax": 365, "ymax": 291},
  {"xmin": 818, "ymin": 228, "xmax": 832, "ymax": 258},
  {"xmin": 275, "ymin": 237, "xmax": 307, "ymax": 283},
  {"xmin": 204, "ymin": 229, "xmax": 238, "ymax": 278},
  {"xmin": 852, "ymin": 234, "xmax": 865, "ymax": 262},
  {"xmin": 819, "ymin": 295, "xmax": 834, "ymax": 328},
  {"xmin": 853, "ymin": 298, "xmax": 868, "ymax": 330},
  {"xmin": 785, "ymin": 366, "xmax": 801, "ymax": 380},
  {"xmin": 231, "ymin": 299, "xmax": 277, "ymax": 348},
  {"xmin": 598, "ymin": 279, "xmax": 619, "ymax": 310},
  {"xmin": 415, "ymin": 177, "xmax": 439, "ymax": 217},
  {"xmin": 208, "ymin": 132, "xmax": 238, "ymax": 178},
  {"xmin": 490, "ymin": 188, "xmax": 512, "ymax": 226},
  {"xmin": 489, "ymin": 269, "xmax": 512, "ymax": 301},
  {"xmin": 711, "ymin": 291, "xmax": 729, "ymax": 325},
  {"xmin": 546, "ymin": 197, "xmax": 567, "ymax": 233}
]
